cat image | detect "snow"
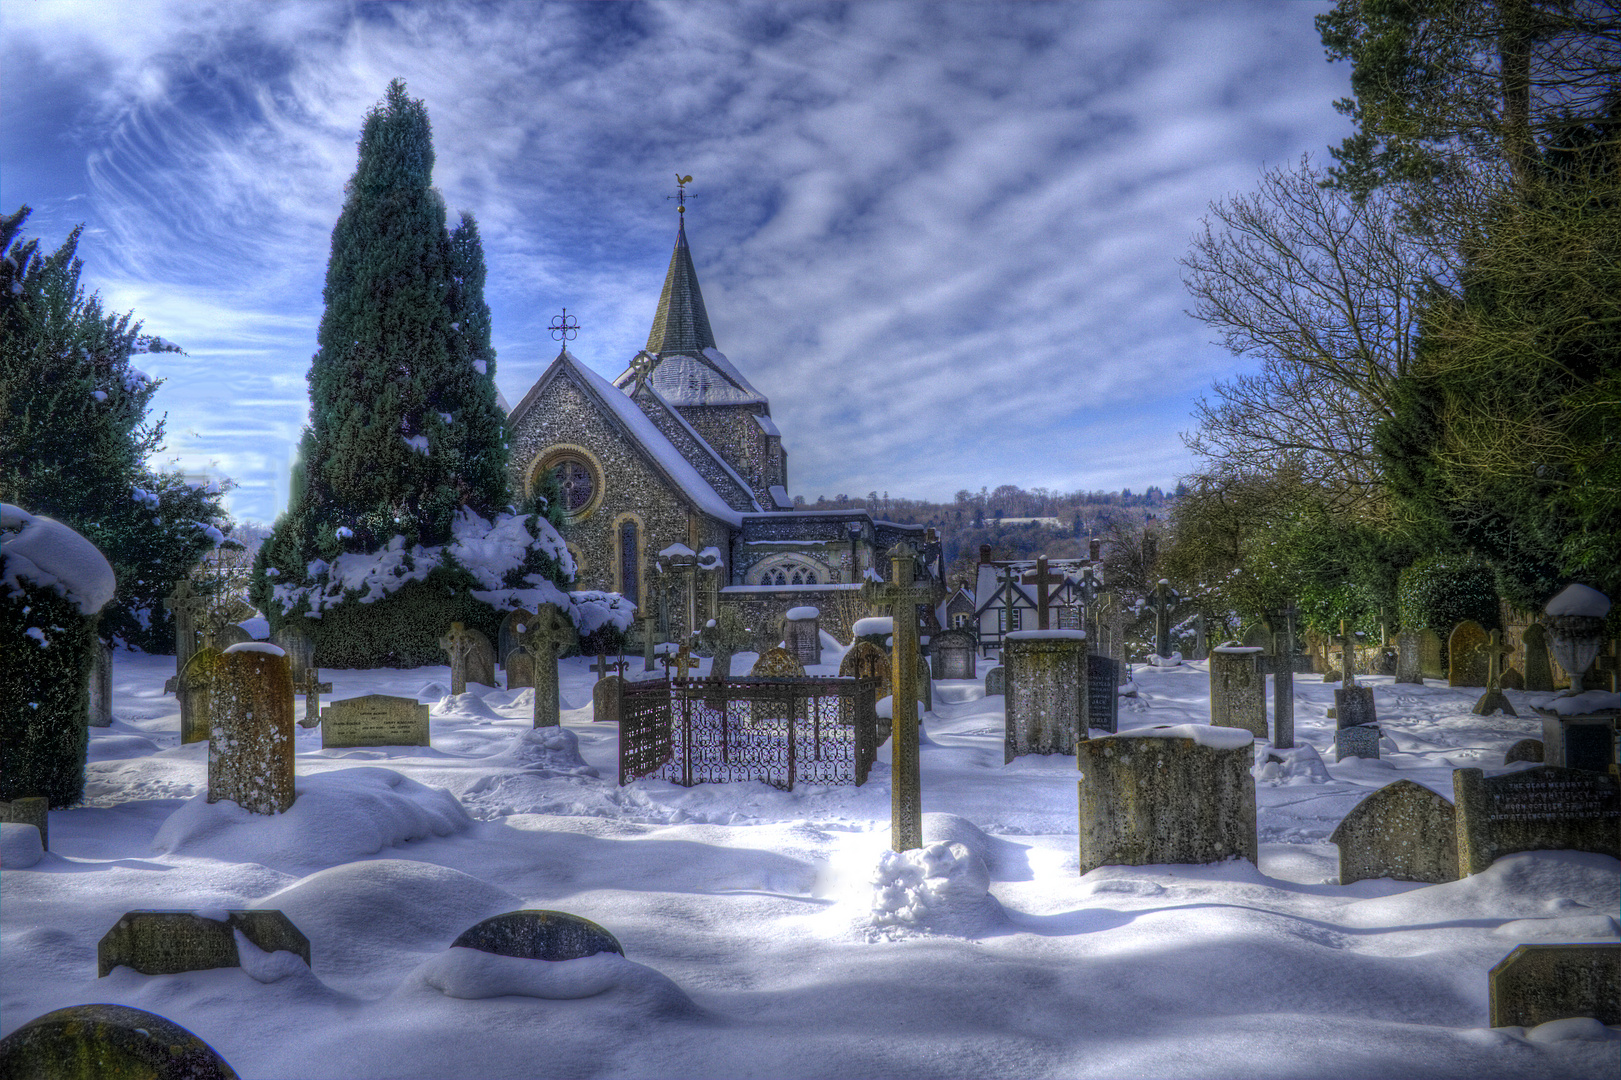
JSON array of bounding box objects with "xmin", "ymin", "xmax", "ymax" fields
[
  {"xmin": 1005, "ymin": 628, "xmax": 1086, "ymax": 641},
  {"xmin": 1541, "ymin": 691, "xmax": 1621, "ymax": 715},
  {"xmin": 768, "ymin": 484, "xmax": 793, "ymax": 509},
  {"xmin": 1093, "ymin": 723, "xmax": 1256, "ymax": 750},
  {"xmin": 786, "ymin": 606, "xmax": 820, "ymax": 621},
  {"xmin": 0, "ymin": 823, "xmax": 44, "ymax": 869},
  {"xmin": 658, "ymin": 543, "xmax": 696, "ymax": 558},
  {"xmin": 0, "ymin": 504, "xmax": 117, "ymax": 615},
  {"xmin": 5, "ymin": 652, "xmax": 1618, "ymax": 1078},
  {"xmin": 1213, "ymin": 645, "xmax": 1265, "ymax": 654},
  {"xmin": 223, "ymin": 641, "xmax": 285, "ymax": 657},
  {"xmin": 1545, "ymin": 583, "xmax": 1611, "ymax": 619},
  {"xmin": 852, "ymin": 616, "xmax": 892, "ymax": 637},
  {"xmin": 237, "ymin": 617, "xmax": 270, "ymax": 640},
  {"xmin": 403, "ymin": 435, "xmax": 430, "ymax": 455}
]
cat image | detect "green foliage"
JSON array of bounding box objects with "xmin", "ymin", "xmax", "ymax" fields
[
  {"xmin": 279, "ymin": 567, "xmax": 504, "ymax": 670},
  {"xmin": 0, "ymin": 206, "xmax": 232, "ymax": 652},
  {"xmin": 0, "ymin": 578, "xmax": 95, "ymax": 806},
  {"xmin": 1396, "ymin": 554, "xmax": 1501, "ymax": 635},
  {"xmin": 578, "ymin": 621, "xmax": 626, "ymax": 659}
]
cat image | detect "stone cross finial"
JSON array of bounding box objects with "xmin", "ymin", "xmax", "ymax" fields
[
  {"xmin": 863, "ymin": 541, "xmax": 936, "ymax": 852},
  {"xmin": 1036, "ymin": 555, "xmax": 1051, "ymax": 631},
  {"xmin": 292, "ymin": 669, "xmax": 334, "ymax": 729},
  {"xmin": 521, "ymin": 603, "xmax": 575, "ymax": 727},
  {"xmin": 439, "ymin": 622, "xmax": 479, "ymax": 696},
  {"xmin": 164, "ymin": 578, "xmax": 213, "ymax": 677},
  {"xmin": 1150, "ymin": 579, "xmax": 1176, "ymax": 658},
  {"xmin": 629, "ymin": 349, "xmax": 658, "ymax": 390}
]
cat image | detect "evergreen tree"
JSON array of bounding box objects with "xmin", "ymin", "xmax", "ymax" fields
[{"xmin": 0, "ymin": 206, "xmax": 232, "ymax": 652}]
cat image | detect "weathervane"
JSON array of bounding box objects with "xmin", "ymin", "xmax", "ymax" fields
[
  {"xmin": 668, "ymin": 174, "xmax": 695, "ymax": 215},
  {"xmin": 549, "ymin": 308, "xmax": 581, "ymax": 342}
]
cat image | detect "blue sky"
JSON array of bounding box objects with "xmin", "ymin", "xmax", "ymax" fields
[{"xmin": 2, "ymin": 1, "xmax": 1353, "ymax": 525}]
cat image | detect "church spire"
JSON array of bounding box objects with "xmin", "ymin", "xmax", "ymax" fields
[{"xmin": 646, "ymin": 194, "xmax": 716, "ymax": 355}]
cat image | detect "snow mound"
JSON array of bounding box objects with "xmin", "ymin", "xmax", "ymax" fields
[
  {"xmin": 410, "ymin": 948, "xmax": 697, "ymax": 1014},
  {"xmin": 1543, "ymin": 690, "xmax": 1621, "ymax": 715},
  {"xmin": 1, "ymin": 504, "xmax": 116, "ymax": 615},
  {"xmin": 234, "ymin": 929, "xmax": 315, "ymax": 984},
  {"xmin": 1105, "ymin": 723, "xmax": 1254, "ymax": 750},
  {"xmin": 484, "ymin": 726, "xmax": 598, "ymax": 778},
  {"xmin": 921, "ymin": 813, "xmax": 1001, "ymax": 872},
  {"xmin": 1340, "ymin": 851, "xmax": 1621, "ymax": 929},
  {"xmin": 434, "ymin": 692, "xmax": 504, "ymax": 721},
  {"xmin": 224, "ymin": 641, "xmax": 284, "ymax": 656},
  {"xmin": 415, "ymin": 681, "xmax": 450, "ymax": 701},
  {"xmin": 852, "ymin": 617, "xmax": 892, "ymax": 637},
  {"xmin": 250, "ymin": 859, "xmax": 518, "ymax": 971},
  {"xmin": 785, "ymin": 606, "xmax": 819, "ymax": 621},
  {"xmin": 1524, "ymin": 1017, "xmax": 1618, "ymax": 1044},
  {"xmin": 1254, "ymin": 743, "xmax": 1330, "ymax": 785},
  {"xmin": 1544, "ymin": 583, "xmax": 1610, "ymax": 619},
  {"xmin": 869, "ymin": 841, "xmax": 1004, "ymax": 937},
  {"xmin": 0, "ymin": 822, "xmax": 44, "ymax": 868},
  {"xmin": 154, "ymin": 767, "xmax": 473, "ymax": 871}
]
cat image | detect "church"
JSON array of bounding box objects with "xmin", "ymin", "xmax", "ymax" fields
[{"xmin": 506, "ymin": 211, "xmax": 943, "ymax": 648}]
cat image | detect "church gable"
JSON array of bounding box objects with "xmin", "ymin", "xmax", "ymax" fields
[{"xmin": 625, "ymin": 384, "xmax": 759, "ymax": 513}]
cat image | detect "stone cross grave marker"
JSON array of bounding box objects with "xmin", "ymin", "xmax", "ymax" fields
[
  {"xmin": 163, "ymin": 578, "xmax": 209, "ymax": 683},
  {"xmin": 1256, "ymin": 602, "xmax": 1299, "ymax": 749},
  {"xmin": 292, "ymin": 669, "xmax": 333, "ymax": 729},
  {"xmin": 1035, "ymin": 555, "xmax": 1051, "ymax": 630},
  {"xmin": 1209, "ymin": 646, "xmax": 1266, "ymax": 739},
  {"xmin": 1520, "ymin": 622, "xmax": 1554, "ymax": 692},
  {"xmin": 699, "ymin": 608, "xmax": 751, "ymax": 680},
  {"xmin": 207, "ymin": 644, "xmax": 295, "ymax": 815},
  {"xmin": 498, "ymin": 609, "xmax": 534, "ymax": 674},
  {"xmin": 1472, "ymin": 629, "xmax": 1517, "ymax": 716},
  {"xmin": 522, "ymin": 603, "xmax": 575, "ymax": 727},
  {"xmin": 1448, "ymin": 620, "xmax": 1490, "ymax": 687},
  {"xmin": 439, "ymin": 622, "xmax": 479, "ymax": 696},
  {"xmin": 1150, "ymin": 579, "xmax": 1176, "ymax": 658},
  {"xmin": 1453, "ymin": 765, "xmax": 1620, "ymax": 876},
  {"xmin": 864, "ymin": 542, "xmax": 934, "ymax": 852},
  {"xmin": 1334, "ymin": 619, "xmax": 1378, "ymax": 730},
  {"xmin": 505, "ymin": 647, "xmax": 535, "ymax": 690},
  {"xmin": 1329, "ymin": 778, "xmax": 1458, "ymax": 885},
  {"xmin": 321, "ymin": 694, "xmax": 429, "ymax": 748}
]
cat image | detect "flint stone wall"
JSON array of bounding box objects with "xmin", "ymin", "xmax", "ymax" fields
[
  {"xmin": 1330, "ymin": 779, "xmax": 1458, "ymax": 885},
  {"xmin": 1076, "ymin": 728, "xmax": 1257, "ymax": 874}
]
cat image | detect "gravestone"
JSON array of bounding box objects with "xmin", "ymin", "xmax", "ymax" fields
[
  {"xmin": 178, "ymin": 645, "xmax": 224, "ymax": 745},
  {"xmin": 1453, "ymin": 766, "xmax": 1621, "ymax": 876},
  {"xmin": 1003, "ymin": 630, "xmax": 1088, "ymax": 762},
  {"xmin": 1330, "ymin": 779, "xmax": 1458, "ymax": 885},
  {"xmin": 985, "ymin": 665, "xmax": 1005, "ymax": 697},
  {"xmin": 783, "ymin": 605, "xmax": 822, "ymax": 666},
  {"xmin": 451, "ymin": 910, "xmax": 623, "ymax": 961},
  {"xmin": 1504, "ymin": 738, "xmax": 1544, "ymax": 765},
  {"xmin": 1448, "ymin": 620, "xmax": 1490, "ymax": 687},
  {"xmin": 208, "ymin": 644, "xmax": 295, "ymax": 815},
  {"xmin": 163, "ymin": 578, "xmax": 208, "ymax": 679},
  {"xmin": 1499, "ymin": 666, "xmax": 1525, "ymax": 690},
  {"xmin": 88, "ymin": 638, "xmax": 113, "ymax": 727},
  {"xmin": 863, "ymin": 542, "xmax": 934, "ymax": 852},
  {"xmin": 465, "ymin": 627, "xmax": 497, "ymax": 688},
  {"xmin": 917, "ymin": 653, "xmax": 932, "ymax": 713},
  {"xmin": 1240, "ymin": 623, "xmax": 1272, "ymax": 652},
  {"xmin": 931, "ymin": 628, "xmax": 977, "ymax": 681},
  {"xmin": 271, "ymin": 622, "xmax": 316, "ymax": 685},
  {"xmin": 498, "ymin": 609, "xmax": 535, "ymax": 672},
  {"xmin": 1418, "ymin": 629, "xmax": 1446, "ymax": 681},
  {"xmin": 522, "ymin": 603, "xmax": 576, "ymax": 727},
  {"xmin": 1209, "ymin": 646, "xmax": 1266, "ymax": 739},
  {"xmin": 440, "ymin": 622, "xmax": 479, "ymax": 696},
  {"xmin": 1534, "ymin": 707, "xmax": 1620, "ymax": 774},
  {"xmin": 840, "ymin": 641, "xmax": 891, "ymax": 701},
  {"xmin": 751, "ymin": 647, "xmax": 807, "ymax": 678},
  {"xmin": 1472, "ymin": 629, "xmax": 1517, "ymax": 716},
  {"xmin": 1520, "ymin": 623, "xmax": 1554, "ymax": 692},
  {"xmin": 0, "ymin": 1004, "xmax": 238, "ymax": 1080},
  {"xmin": 321, "ymin": 694, "xmax": 429, "ymax": 749},
  {"xmin": 1261, "ymin": 603, "xmax": 1300, "ymax": 749},
  {"xmin": 292, "ymin": 669, "xmax": 332, "ymax": 729},
  {"xmin": 1395, "ymin": 631, "xmax": 1425, "ymax": 684},
  {"xmin": 214, "ymin": 623, "xmax": 251, "ymax": 651},
  {"xmin": 593, "ymin": 674, "xmax": 625, "ymax": 724},
  {"xmin": 1088, "ymin": 654, "xmax": 1120, "ymax": 734},
  {"xmin": 1489, "ymin": 944, "xmax": 1621, "ymax": 1028},
  {"xmin": 1077, "ymin": 727, "xmax": 1257, "ymax": 874},
  {"xmin": 1335, "ymin": 724, "xmax": 1381, "ymax": 762},
  {"xmin": 0, "ymin": 796, "xmax": 49, "ymax": 850},
  {"xmin": 98, "ymin": 909, "xmax": 309, "ymax": 977},
  {"xmin": 1334, "ymin": 686, "xmax": 1378, "ymax": 728},
  {"xmin": 505, "ymin": 647, "xmax": 535, "ymax": 690}
]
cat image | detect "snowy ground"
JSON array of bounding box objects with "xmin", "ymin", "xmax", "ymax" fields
[{"xmin": 3, "ymin": 647, "xmax": 1618, "ymax": 1079}]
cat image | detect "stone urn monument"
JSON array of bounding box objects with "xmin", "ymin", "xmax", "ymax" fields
[{"xmin": 1543, "ymin": 584, "xmax": 1610, "ymax": 693}]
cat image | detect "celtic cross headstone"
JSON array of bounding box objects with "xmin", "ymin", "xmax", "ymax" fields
[
  {"xmin": 863, "ymin": 542, "xmax": 935, "ymax": 852},
  {"xmin": 521, "ymin": 603, "xmax": 575, "ymax": 728}
]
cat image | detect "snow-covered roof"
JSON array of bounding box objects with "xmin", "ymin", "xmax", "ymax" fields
[
  {"xmin": 753, "ymin": 412, "xmax": 781, "ymax": 437},
  {"xmin": 616, "ymin": 351, "xmax": 768, "ymax": 408},
  {"xmin": 768, "ymin": 485, "xmax": 794, "ymax": 510},
  {"xmin": 1, "ymin": 504, "xmax": 116, "ymax": 615}
]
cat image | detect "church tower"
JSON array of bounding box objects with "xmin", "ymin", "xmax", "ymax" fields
[{"xmin": 616, "ymin": 217, "xmax": 792, "ymax": 510}]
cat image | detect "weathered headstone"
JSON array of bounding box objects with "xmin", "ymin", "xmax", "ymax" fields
[
  {"xmin": 1395, "ymin": 630, "xmax": 1425, "ymax": 684},
  {"xmin": 440, "ymin": 622, "xmax": 478, "ymax": 696},
  {"xmin": 1240, "ymin": 623, "xmax": 1272, "ymax": 652},
  {"xmin": 984, "ymin": 665, "xmax": 1005, "ymax": 697},
  {"xmin": 1448, "ymin": 620, "xmax": 1490, "ymax": 687},
  {"xmin": 1472, "ymin": 629, "xmax": 1517, "ymax": 716},
  {"xmin": 1334, "ymin": 686, "xmax": 1378, "ymax": 728},
  {"xmin": 783, "ymin": 605, "xmax": 822, "ymax": 666},
  {"xmin": 1330, "ymin": 779, "xmax": 1458, "ymax": 885},
  {"xmin": 750, "ymin": 647, "xmax": 808, "ymax": 678},
  {"xmin": 1088, "ymin": 653, "xmax": 1119, "ymax": 734},
  {"xmin": 1095, "ymin": 592, "xmax": 1129, "ymax": 685},
  {"xmin": 1003, "ymin": 630, "xmax": 1088, "ymax": 762},
  {"xmin": 917, "ymin": 653, "xmax": 932, "ymax": 713},
  {"xmin": 699, "ymin": 608, "xmax": 751, "ymax": 680},
  {"xmin": 522, "ymin": 603, "xmax": 575, "ymax": 728},
  {"xmin": 271, "ymin": 621, "xmax": 316, "ymax": 685},
  {"xmin": 1453, "ymin": 766, "xmax": 1621, "ymax": 876},
  {"xmin": 1418, "ymin": 628, "xmax": 1446, "ymax": 681},
  {"xmin": 465, "ymin": 626, "xmax": 497, "ymax": 688},
  {"xmin": 1209, "ymin": 646, "xmax": 1266, "ymax": 739},
  {"xmin": 1520, "ymin": 623, "xmax": 1554, "ymax": 692},
  {"xmin": 97, "ymin": 909, "xmax": 309, "ymax": 977},
  {"xmin": 214, "ymin": 623, "xmax": 251, "ymax": 651},
  {"xmin": 163, "ymin": 577, "xmax": 208, "ymax": 679},
  {"xmin": 178, "ymin": 645, "xmax": 224, "ymax": 745},
  {"xmin": 864, "ymin": 542, "xmax": 934, "ymax": 852},
  {"xmin": 840, "ymin": 640, "xmax": 891, "ymax": 702},
  {"xmin": 1077, "ymin": 726, "xmax": 1257, "ymax": 874},
  {"xmin": 1488, "ymin": 944, "xmax": 1621, "ymax": 1028},
  {"xmin": 505, "ymin": 646, "xmax": 535, "ymax": 690},
  {"xmin": 931, "ymin": 628, "xmax": 977, "ymax": 680},
  {"xmin": 0, "ymin": 796, "xmax": 49, "ymax": 850},
  {"xmin": 1499, "ymin": 666, "xmax": 1525, "ymax": 690},
  {"xmin": 593, "ymin": 674, "xmax": 625, "ymax": 724},
  {"xmin": 0, "ymin": 1004, "xmax": 239, "ymax": 1080},
  {"xmin": 292, "ymin": 669, "xmax": 332, "ymax": 729},
  {"xmin": 320, "ymin": 694, "xmax": 429, "ymax": 749},
  {"xmin": 451, "ymin": 910, "xmax": 623, "ymax": 961},
  {"xmin": 87, "ymin": 638, "xmax": 113, "ymax": 727},
  {"xmin": 207, "ymin": 643, "xmax": 295, "ymax": 815},
  {"xmin": 498, "ymin": 608, "xmax": 534, "ymax": 672},
  {"xmin": 1335, "ymin": 724, "xmax": 1381, "ymax": 762},
  {"xmin": 1504, "ymin": 738, "xmax": 1544, "ymax": 765}
]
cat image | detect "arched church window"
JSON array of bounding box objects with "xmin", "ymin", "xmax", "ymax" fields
[
  {"xmin": 790, "ymin": 568, "xmax": 816, "ymax": 586},
  {"xmin": 619, "ymin": 520, "xmax": 639, "ymax": 607},
  {"xmin": 766, "ymin": 568, "xmax": 788, "ymax": 586}
]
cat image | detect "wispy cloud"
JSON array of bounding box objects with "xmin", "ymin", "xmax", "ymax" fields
[{"xmin": 2, "ymin": 0, "xmax": 1352, "ymax": 522}]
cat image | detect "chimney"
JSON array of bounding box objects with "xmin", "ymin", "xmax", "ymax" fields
[
  {"xmin": 1089, "ymin": 537, "xmax": 1101, "ymax": 562},
  {"xmin": 979, "ymin": 544, "xmax": 992, "ymax": 565}
]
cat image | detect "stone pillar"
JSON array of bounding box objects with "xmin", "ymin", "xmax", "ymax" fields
[
  {"xmin": 1209, "ymin": 646, "xmax": 1266, "ymax": 738},
  {"xmin": 1036, "ymin": 555, "xmax": 1050, "ymax": 631},
  {"xmin": 207, "ymin": 644, "xmax": 295, "ymax": 815},
  {"xmin": 1152, "ymin": 579, "xmax": 1174, "ymax": 658},
  {"xmin": 88, "ymin": 639, "xmax": 113, "ymax": 728},
  {"xmin": 1003, "ymin": 630, "xmax": 1088, "ymax": 762},
  {"xmin": 641, "ymin": 613, "xmax": 657, "ymax": 673},
  {"xmin": 1273, "ymin": 604, "xmax": 1297, "ymax": 749}
]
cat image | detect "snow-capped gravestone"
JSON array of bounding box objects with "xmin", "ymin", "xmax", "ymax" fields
[
  {"xmin": 1453, "ymin": 766, "xmax": 1621, "ymax": 876},
  {"xmin": 1521, "ymin": 623, "xmax": 1555, "ymax": 692},
  {"xmin": 1448, "ymin": 621, "xmax": 1490, "ymax": 687},
  {"xmin": 0, "ymin": 1004, "xmax": 239, "ymax": 1080},
  {"xmin": 1330, "ymin": 779, "xmax": 1458, "ymax": 885},
  {"xmin": 840, "ymin": 641, "xmax": 890, "ymax": 701},
  {"xmin": 1489, "ymin": 944, "xmax": 1621, "ymax": 1029},
  {"xmin": 1088, "ymin": 654, "xmax": 1120, "ymax": 734},
  {"xmin": 1395, "ymin": 631, "xmax": 1425, "ymax": 684},
  {"xmin": 521, "ymin": 603, "xmax": 575, "ymax": 728},
  {"xmin": 1076, "ymin": 726, "xmax": 1257, "ymax": 874},
  {"xmin": 852, "ymin": 616, "xmax": 893, "ymax": 652},
  {"xmin": 97, "ymin": 909, "xmax": 309, "ymax": 977},
  {"xmin": 1533, "ymin": 695, "xmax": 1620, "ymax": 774},
  {"xmin": 321, "ymin": 694, "xmax": 429, "ymax": 749},
  {"xmin": 751, "ymin": 647, "xmax": 807, "ymax": 678},
  {"xmin": 593, "ymin": 674, "xmax": 625, "ymax": 724},
  {"xmin": 207, "ymin": 643, "xmax": 295, "ymax": 815},
  {"xmin": 1003, "ymin": 630, "xmax": 1088, "ymax": 763},
  {"xmin": 497, "ymin": 609, "xmax": 533, "ymax": 673},
  {"xmin": 451, "ymin": 910, "xmax": 623, "ymax": 961},
  {"xmin": 505, "ymin": 647, "xmax": 535, "ymax": 690},
  {"xmin": 271, "ymin": 621, "xmax": 316, "ymax": 685},
  {"xmin": 931, "ymin": 628, "xmax": 977, "ymax": 681},
  {"xmin": 984, "ymin": 665, "xmax": 1005, "ymax": 697},
  {"xmin": 1335, "ymin": 723, "xmax": 1382, "ymax": 762},
  {"xmin": 178, "ymin": 645, "xmax": 224, "ymax": 744},
  {"xmin": 783, "ymin": 605, "xmax": 821, "ymax": 666},
  {"xmin": 1208, "ymin": 646, "xmax": 1266, "ymax": 739},
  {"xmin": 0, "ymin": 796, "xmax": 49, "ymax": 850},
  {"xmin": 88, "ymin": 638, "xmax": 113, "ymax": 727}
]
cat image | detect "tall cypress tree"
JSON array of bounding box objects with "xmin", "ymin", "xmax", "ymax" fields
[{"xmin": 290, "ymin": 79, "xmax": 507, "ymax": 557}]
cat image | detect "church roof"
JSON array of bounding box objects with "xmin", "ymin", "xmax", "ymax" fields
[{"xmin": 647, "ymin": 219, "xmax": 716, "ymax": 355}]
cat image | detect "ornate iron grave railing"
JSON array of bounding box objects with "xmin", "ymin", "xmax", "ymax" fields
[{"xmin": 619, "ymin": 676, "xmax": 878, "ymax": 789}]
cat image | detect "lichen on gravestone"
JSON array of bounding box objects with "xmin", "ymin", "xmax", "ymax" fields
[{"xmin": 450, "ymin": 910, "xmax": 623, "ymax": 962}]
